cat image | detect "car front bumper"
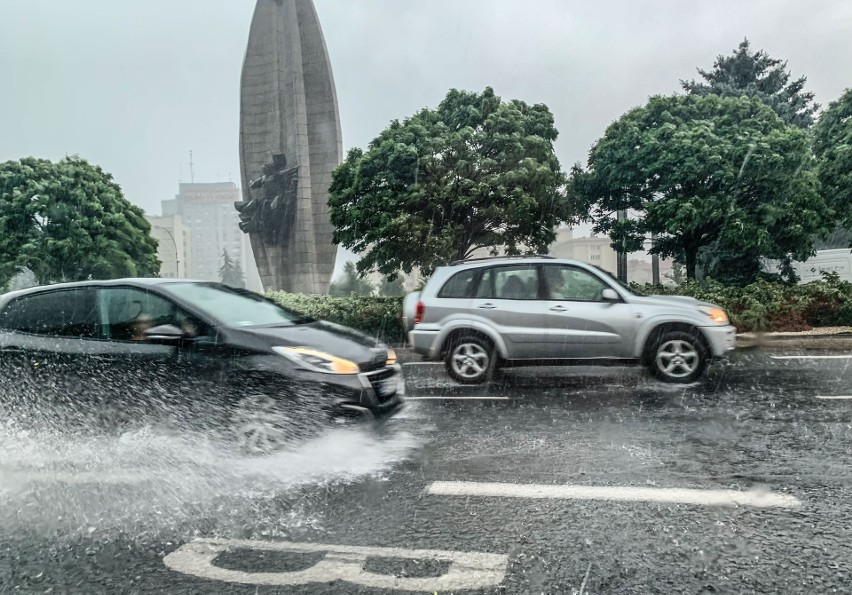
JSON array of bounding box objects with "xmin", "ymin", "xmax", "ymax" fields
[
  {"xmin": 322, "ymin": 363, "xmax": 405, "ymax": 419},
  {"xmin": 702, "ymin": 325, "xmax": 737, "ymax": 357}
]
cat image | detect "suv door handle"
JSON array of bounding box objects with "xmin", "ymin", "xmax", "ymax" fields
[
  {"xmin": 549, "ymin": 305, "xmax": 568, "ymax": 312},
  {"xmin": 478, "ymin": 303, "xmax": 497, "ymax": 310}
]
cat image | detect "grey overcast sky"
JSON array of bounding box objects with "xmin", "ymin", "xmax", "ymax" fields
[{"xmin": 1, "ymin": 0, "xmax": 851, "ymax": 219}]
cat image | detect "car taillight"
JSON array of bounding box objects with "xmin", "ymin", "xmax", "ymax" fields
[{"xmin": 414, "ymin": 301, "xmax": 425, "ymax": 325}]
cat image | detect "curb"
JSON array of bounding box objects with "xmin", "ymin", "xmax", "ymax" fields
[{"xmin": 736, "ymin": 335, "xmax": 852, "ymax": 350}]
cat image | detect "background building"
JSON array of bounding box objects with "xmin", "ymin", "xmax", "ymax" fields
[
  {"xmin": 549, "ymin": 227, "xmax": 618, "ymax": 274},
  {"xmin": 160, "ymin": 182, "xmax": 263, "ymax": 291},
  {"xmin": 146, "ymin": 214, "xmax": 192, "ymax": 279}
]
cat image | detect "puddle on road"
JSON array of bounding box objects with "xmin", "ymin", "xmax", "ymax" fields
[{"xmin": 0, "ymin": 404, "xmax": 427, "ymax": 540}]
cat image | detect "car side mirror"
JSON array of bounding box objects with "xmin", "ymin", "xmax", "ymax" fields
[
  {"xmin": 601, "ymin": 288, "xmax": 620, "ymax": 302},
  {"xmin": 143, "ymin": 324, "xmax": 187, "ymax": 343}
]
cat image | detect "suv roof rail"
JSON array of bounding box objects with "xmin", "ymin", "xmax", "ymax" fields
[{"xmin": 448, "ymin": 254, "xmax": 555, "ymax": 266}]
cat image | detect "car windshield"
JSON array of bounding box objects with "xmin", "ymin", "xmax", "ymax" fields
[
  {"xmin": 160, "ymin": 283, "xmax": 312, "ymax": 327},
  {"xmin": 592, "ymin": 265, "xmax": 639, "ymax": 296}
]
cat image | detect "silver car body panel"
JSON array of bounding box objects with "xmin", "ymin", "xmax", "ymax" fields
[{"xmin": 407, "ymin": 257, "xmax": 736, "ymax": 362}]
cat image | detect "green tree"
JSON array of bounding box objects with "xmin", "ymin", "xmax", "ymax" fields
[
  {"xmin": 218, "ymin": 249, "xmax": 245, "ymax": 288},
  {"xmin": 573, "ymin": 94, "xmax": 830, "ymax": 282},
  {"xmin": 682, "ymin": 39, "xmax": 818, "ymax": 129},
  {"xmin": 329, "ymin": 87, "xmax": 570, "ymax": 277},
  {"xmin": 0, "ymin": 156, "xmax": 159, "ymax": 286},
  {"xmin": 377, "ymin": 272, "xmax": 405, "ymax": 297},
  {"xmin": 329, "ymin": 261, "xmax": 375, "ymax": 297},
  {"xmin": 813, "ymin": 88, "xmax": 852, "ymax": 245}
]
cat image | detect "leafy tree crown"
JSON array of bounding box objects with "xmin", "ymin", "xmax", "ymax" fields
[{"xmin": 329, "ymin": 87, "xmax": 571, "ymax": 277}]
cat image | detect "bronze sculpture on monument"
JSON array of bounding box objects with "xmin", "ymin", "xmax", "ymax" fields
[{"xmin": 237, "ymin": 0, "xmax": 342, "ymax": 293}]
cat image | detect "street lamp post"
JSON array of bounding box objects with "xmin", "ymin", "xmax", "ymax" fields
[{"xmin": 153, "ymin": 225, "xmax": 180, "ymax": 278}]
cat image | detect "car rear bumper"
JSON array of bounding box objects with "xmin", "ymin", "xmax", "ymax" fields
[
  {"xmin": 409, "ymin": 330, "xmax": 440, "ymax": 359},
  {"xmin": 702, "ymin": 325, "xmax": 737, "ymax": 357}
]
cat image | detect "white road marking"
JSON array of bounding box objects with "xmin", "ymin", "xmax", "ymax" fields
[
  {"xmin": 427, "ymin": 481, "xmax": 801, "ymax": 509},
  {"xmin": 406, "ymin": 396, "xmax": 510, "ymax": 401},
  {"xmin": 771, "ymin": 355, "xmax": 852, "ymax": 360},
  {"xmin": 164, "ymin": 538, "xmax": 508, "ymax": 591},
  {"xmin": 402, "ymin": 361, "xmax": 444, "ymax": 366},
  {"xmin": 815, "ymin": 395, "xmax": 852, "ymax": 400}
]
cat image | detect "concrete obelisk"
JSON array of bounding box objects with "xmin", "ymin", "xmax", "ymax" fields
[{"xmin": 237, "ymin": 0, "xmax": 342, "ymax": 293}]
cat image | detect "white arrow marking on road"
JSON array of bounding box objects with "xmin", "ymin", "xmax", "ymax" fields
[
  {"xmin": 406, "ymin": 396, "xmax": 510, "ymax": 401},
  {"xmin": 164, "ymin": 538, "xmax": 508, "ymax": 591},
  {"xmin": 770, "ymin": 355, "xmax": 852, "ymax": 360},
  {"xmin": 427, "ymin": 481, "xmax": 801, "ymax": 509}
]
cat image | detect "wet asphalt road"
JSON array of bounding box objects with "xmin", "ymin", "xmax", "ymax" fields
[{"xmin": 2, "ymin": 349, "xmax": 852, "ymax": 594}]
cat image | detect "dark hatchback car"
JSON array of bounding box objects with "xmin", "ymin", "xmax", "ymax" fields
[{"xmin": 0, "ymin": 279, "xmax": 403, "ymax": 452}]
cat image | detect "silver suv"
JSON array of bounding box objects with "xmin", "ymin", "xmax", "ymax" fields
[{"xmin": 404, "ymin": 257, "xmax": 736, "ymax": 384}]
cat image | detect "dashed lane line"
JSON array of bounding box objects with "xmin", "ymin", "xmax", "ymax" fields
[
  {"xmin": 427, "ymin": 481, "xmax": 801, "ymax": 509},
  {"xmin": 770, "ymin": 355, "xmax": 852, "ymax": 360},
  {"xmin": 815, "ymin": 395, "xmax": 852, "ymax": 400},
  {"xmin": 406, "ymin": 396, "xmax": 510, "ymax": 401}
]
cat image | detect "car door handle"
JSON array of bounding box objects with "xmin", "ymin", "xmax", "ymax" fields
[
  {"xmin": 549, "ymin": 305, "xmax": 569, "ymax": 312},
  {"xmin": 478, "ymin": 303, "xmax": 497, "ymax": 310}
]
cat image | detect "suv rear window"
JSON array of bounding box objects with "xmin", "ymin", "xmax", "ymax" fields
[
  {"xmin": 438, "ymin": 269, "xmax": 479, "ymax": 298},
  {"xmin": 0, "ymin": 288, "xmax": 99, "ymax": 338}
]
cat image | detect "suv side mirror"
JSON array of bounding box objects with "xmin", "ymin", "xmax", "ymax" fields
[
  {"xmin": 601, "ymin": 288, "xmax": 620, "ymax": 302},
  {"xmin": 143, "ymin": 324, "xmax": 187, "ymax": 343}
]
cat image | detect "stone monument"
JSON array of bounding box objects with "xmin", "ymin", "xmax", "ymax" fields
[{"xmin": 237, "ymin": 0, "xmax": 342, "ymax": 293}]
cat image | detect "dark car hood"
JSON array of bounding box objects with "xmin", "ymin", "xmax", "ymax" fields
[{"xmin": 233, "ymin": 320, "xmax": 389, "ymax": 370}]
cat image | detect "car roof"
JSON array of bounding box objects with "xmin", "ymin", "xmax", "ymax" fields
[
  {"xmin": 443, "ymin": 256, "xmax": 593, "ymax": 269},
  {"xmin": 0, "ymin": 278, "xmax": 208, "ymax": 304}
]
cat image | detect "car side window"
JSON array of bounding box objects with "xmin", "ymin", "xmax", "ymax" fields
[
  {"xmin": 477, "ymin": 266, "xmax": 539, "ymax": 300},
  {"xmin": 0, "ymin": 288, "xmax": 99, "ymax": 338},
  {"xmin": 543, "ymin": 265, "xmax": 609, "ymax": 302},
  {"xmin": 438, "ymin": 269, "xmax": 479, "ymax": 298},
  {"xmin": 98, "ymin": 287, "xmax": 186, "ymax": 342}
]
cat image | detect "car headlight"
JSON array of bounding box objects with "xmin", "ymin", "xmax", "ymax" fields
[
  {"xmin": 386, "ymin": 348, "xmax": 397, "ymax": 365},
  {"xmin": 698, "ymin": 306, "xmax": 729, "ymax": 324},
  {"xmin": 272, "ymin": 346, "xmax": 360, "ymax": 374}
]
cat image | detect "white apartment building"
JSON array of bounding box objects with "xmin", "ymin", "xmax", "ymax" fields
[
  {"xmin": 161, "ymin": 182, "xmax": 263, "ymax": 291},
  {"xmin": 146, "ymin": 214, "xmax": 192, "ymax": 279}
]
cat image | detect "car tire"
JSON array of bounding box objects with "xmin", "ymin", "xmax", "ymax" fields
[
  {"xmin": 646, "ymin": 330, "xmax": 709, "ymax": 383},
  {"xmin": 445, "ymin": 334, "xmax": 497, "ymax": 385},
  {"xmin": 229, "ymin": 393, "xmax": 296, "ymax": 454}
]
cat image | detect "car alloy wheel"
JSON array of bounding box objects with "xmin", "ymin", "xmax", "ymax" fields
[
  {"xmin": 230, "ymin": 394, "xmax": 291, "ymax": 454},
  {"xmin": 445, "ymin": 335, "xmax": 496, "ymax": 384},
  {"xmin": 656, "ymin": 339, "xmax": 699, "ymax": 378},
  {"xmin": 649, "ymin": 330, "xmax": 708, "ymax": 383}
]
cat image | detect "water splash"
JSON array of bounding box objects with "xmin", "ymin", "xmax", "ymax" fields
[{"xmin": 0, "ymin": 405, "xmax": 426, "ymax": 541}]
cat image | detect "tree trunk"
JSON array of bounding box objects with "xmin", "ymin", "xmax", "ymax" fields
[{"xmin": 685, "ymin": 248, "xmax": 697, "ymax": 280}]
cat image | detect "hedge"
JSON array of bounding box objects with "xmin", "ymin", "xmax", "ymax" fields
[
  {"xmin": 267, "ymin": 291, "xmax": 406, "ymax": 345},
  {"xmin": 268, "ymin": 273, "xmax": 852, "ymax": 341},
  {"xmin": 628, "ymin": 273, "xmax": 852, "ymax": 332}
]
